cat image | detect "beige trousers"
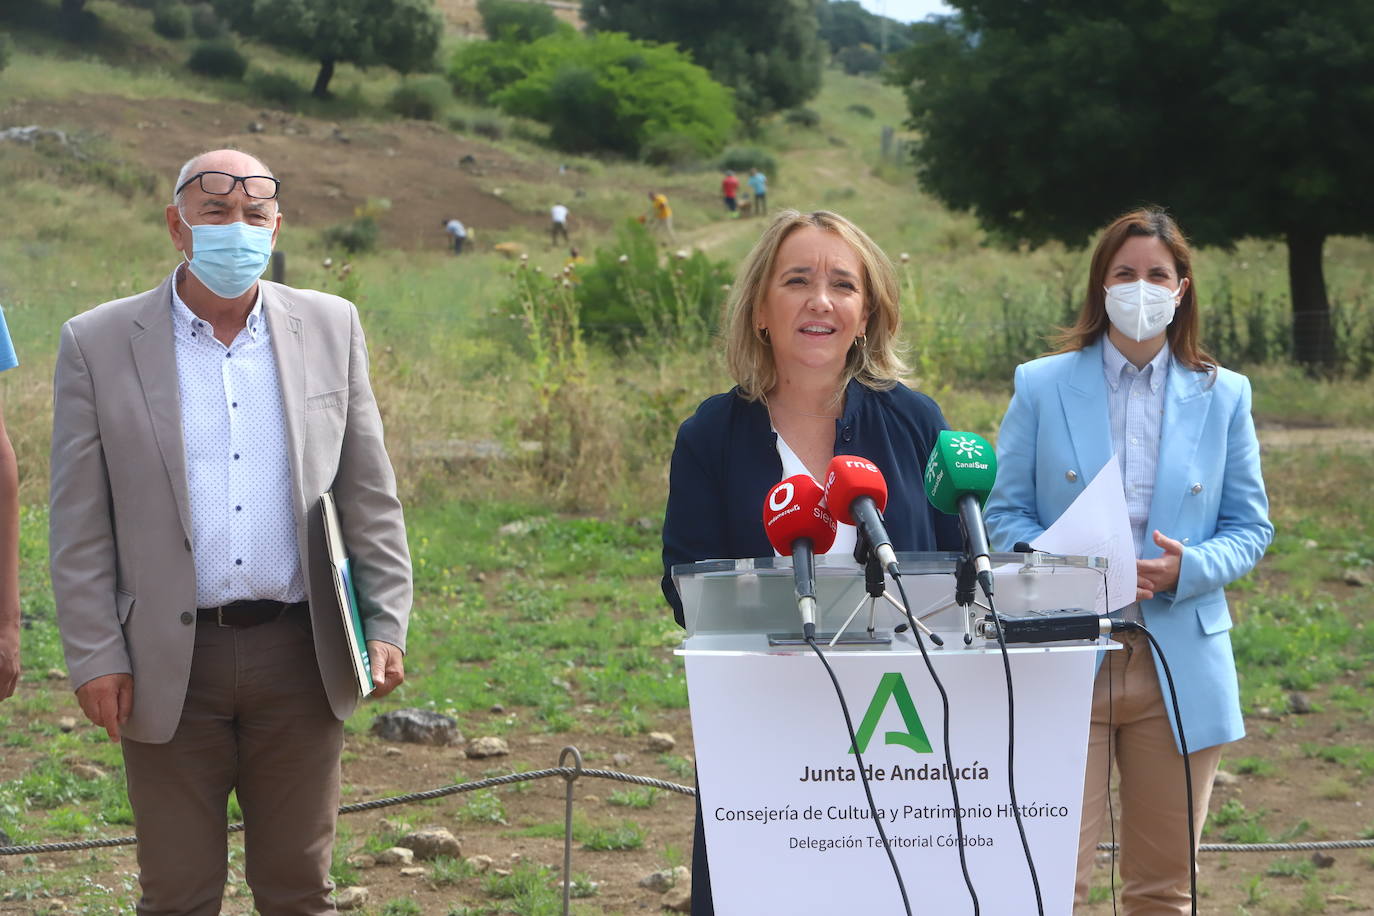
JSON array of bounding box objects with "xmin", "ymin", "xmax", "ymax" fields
[
  {"xmin": 1075, "ymin": 631, "xmax": 1224, "ymax": 915},
  {"xmin": 121, "ymin": 611, "xmax": 344, "ymax": 916}
]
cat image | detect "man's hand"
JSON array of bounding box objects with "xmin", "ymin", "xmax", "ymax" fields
[
  {"xmin": 1136, "ymin": 530, "xmax": 1185, "ymax": 601},
  {"xmin": 0, "ymin": 630, "xmax": 19, "ymax": 701},
  {"xmin": 75, "ymin": 673, "xmax": 134, "ymax": 742},
  {"xmin": 367, "ymin": 641, "xmax": 405, "ymax": 698}
]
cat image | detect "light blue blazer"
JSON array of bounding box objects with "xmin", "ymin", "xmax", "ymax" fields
[{"xmin": 985, "ymin": 339, "xmax": 1273, "ymax": 754}]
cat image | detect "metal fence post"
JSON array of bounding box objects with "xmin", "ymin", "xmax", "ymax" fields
[{"xmin": 558, "ymin": 745, "xmax": 585, "ymax": 916}]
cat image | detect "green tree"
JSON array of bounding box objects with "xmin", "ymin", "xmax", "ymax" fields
[
  {"xmin": 580, "ymin": 0, "xmax": 823, "ymax": 119},
  {"xmin": 892, "ymin": 1, "xmax": 1374, "ymax": 369},
  {"xmin": 816, "ymin": 0, "xmax": 912, "ymax": 55},
  {"xmin": 213, "ymin": 0, "xmax": 442, "ymax": 98},
  {"xmin": 477, "ymin": 0, "xmax": 563, "ymax": 43},
  {"xmin": 59, "ymin": 0, "xmax": 97, "ymax": 39},
  {"xmin": 493, "ymin": 31, "xmax": 735, "ymax": 157}
]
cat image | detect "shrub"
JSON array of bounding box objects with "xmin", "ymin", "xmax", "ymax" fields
[
  {"xmin": 321, "ymin": 219, "xmax": 378, "ymax": 255},
  {"xmin": 448, "ymin": 38, "xmax": 535, "ymax": 103},
  {"xmin": 717, "ymin": 146, "xmax": 777, "ymax": 177},
  {"xmin": 189, "ymin": 3, "xmax": 226, "ymax": 39},
  {"xmin": 494, "ymin": 32, "xmax": 734, "ymax": 157},
  {"xmin": 0, "ymin": 32, "xmax": 11, "ymax": 74},
  {"xmin": 470, "ymin": 114, "xmax": 506, "ymax": 140},
  {"xmin": 640, "ymin": 131, "xmax": 703, "ymax": 168},
  {"xmin": 574, "ymin": 219, "xmax": 731, "ymax": 345},
  {"xmin": 322, "ymin": 199, "xmax": 390, "ymax": 254},
  {"xmin": 784, "ymin": 107, "xmax": 821, "ymax": 127},
  {"xmin": 152, "ymin": 2, "xmax": 190, "ymax": 39},
  {"xmin": 248, "ymin": 69, "xmax": 306, "ymax": 107},
  {"xmin": 477, "ymin": 0, "xmax": 562, "ymax": 43},
  {"xmin": 187, "ymin": 40, "xmax": 246, "ymax": 80},
  {"xmin": 847, "ymin": 102, "xmax": 875, "ymax": 118},
  {"xmin": 836, "ymin": 44, "xmax": 883, "ymax": 75},
  {"xmin": 387, "ymin": 77, "xmax": 451, "ymax": 121}
]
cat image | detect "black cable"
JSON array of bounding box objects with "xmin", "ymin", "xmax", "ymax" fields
[
  {"xmin": 984, "ymin": 597, "xmax": 1045, "ymax": 915},
  {"xmin": 891, "ymin": 572, "xmax": 981, "ymax": 914},
  {"xmin": 1118, "ymin": 621, "xmax": 1198, "ymax": 916},
  {"xmin": 1106, "ymin": 630, "xmax": 1120, "ymax": 916},
  {"xmin": 804, "ymin": 634, "xmax": 914, "ymax": 916}
]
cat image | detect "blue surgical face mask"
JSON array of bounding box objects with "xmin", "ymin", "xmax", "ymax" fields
[{"xmin": 179, "ymin": 213, "xmax": 274, "ymax": 299}]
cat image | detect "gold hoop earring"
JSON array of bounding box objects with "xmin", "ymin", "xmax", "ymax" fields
[
  {"xmin": 853, "ymin": 334, "xmax": 867, "ymax": 349},
  {"xmin": 757, "ymin": 327, "xmax": 770, "ymax": 345}
]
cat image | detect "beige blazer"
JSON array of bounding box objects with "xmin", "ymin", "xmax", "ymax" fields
[{"xmin": 49, "ymin": 273, "xmax": 412, "ymax": 744}]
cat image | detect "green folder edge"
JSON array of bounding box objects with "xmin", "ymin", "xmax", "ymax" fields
[{"xmin": 339, "ymin": 558, "xmax": 375, "ymax": 692}]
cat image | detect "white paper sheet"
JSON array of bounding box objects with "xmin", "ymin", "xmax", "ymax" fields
[{"xmin": 1031, "ymin": 453, "xmax": 1137, "ymax": 614}]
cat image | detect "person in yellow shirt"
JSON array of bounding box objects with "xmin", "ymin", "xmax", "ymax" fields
[{"xmin": 647, "ymin": 190, "xmax": 675, "ymax": 242}]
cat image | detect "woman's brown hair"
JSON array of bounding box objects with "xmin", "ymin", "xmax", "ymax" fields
[{"xmin": 1051, "ymin": 208, "xmax": 1215, "ymax": 371}]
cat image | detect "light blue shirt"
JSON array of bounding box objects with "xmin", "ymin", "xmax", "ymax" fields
[
  {"xmin": 747, "ymin": 171, "xmax": 767, "ymax": 195},
  {"xmin": 1103, "ymin": 336, "xmax": 1169, "ymax": 557},
  {"xmin": 0, "ymin": 306, "xmax": 18, "ymax": 373},
  {"xmin": 170, "ymin": 272, "xmax": 305, "ymax": 607}
]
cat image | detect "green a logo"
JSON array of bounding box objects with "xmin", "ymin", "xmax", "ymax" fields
[{"xmin": 850, "ymin": 672, "xmax": 933, "ymax": 755}]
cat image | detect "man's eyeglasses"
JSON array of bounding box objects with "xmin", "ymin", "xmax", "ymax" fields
[{"xmin": 176, "ymin": 171, "xmax": 280, "ymax": 200}]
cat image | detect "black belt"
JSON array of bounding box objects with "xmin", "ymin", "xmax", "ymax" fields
[{"xmin": 197, "ymin": 600, "xmax": 308, "ymax": 628}]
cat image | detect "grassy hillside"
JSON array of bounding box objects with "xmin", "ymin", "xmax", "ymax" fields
[{"xmin": 3, "ymin": 4, "xmax": 1374, "ymax": 915}]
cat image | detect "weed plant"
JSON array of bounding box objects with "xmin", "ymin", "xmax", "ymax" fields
[
  {"xmin": 581, "ymin": 821, "xmax": 645, "ymax": 851},
  {"xmin": 607, "ymin": 787, "xmax": 660, "ymax": 809}
]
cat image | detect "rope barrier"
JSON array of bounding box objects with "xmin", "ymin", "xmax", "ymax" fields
[
  {"xmin": 0, "ymin": 757, "xmax": 694, "ymax": 858},
  {"xmin": 2, "ymin": 754, "xmax": 1369, "ymax": 861},
  {"xmin": 1102, "ymin": 838, "xmax": 1374, "ymax": 853}
]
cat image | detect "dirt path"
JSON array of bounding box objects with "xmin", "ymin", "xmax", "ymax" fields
[{"xmin": 1257, "ymin": 424, "xmax": 1374, "ymax": 450}]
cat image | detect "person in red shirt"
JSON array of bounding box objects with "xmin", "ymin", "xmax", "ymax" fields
[{"xmin": 721, "ymin": 170, "xmax": 740, "ymax": 218}]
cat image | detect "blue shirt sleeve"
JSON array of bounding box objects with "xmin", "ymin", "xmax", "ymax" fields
[{"xmin": 0, "ymin": 306, "xmax": 18, "ymax": 373}]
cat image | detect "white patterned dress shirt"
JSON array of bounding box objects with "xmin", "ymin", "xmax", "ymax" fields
[{"xmin": 171, "ymin": 271, "xmax": 305, "ymax": 608}]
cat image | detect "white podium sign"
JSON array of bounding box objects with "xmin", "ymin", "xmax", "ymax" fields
[{"xmin": 683, "ymin": 645, "xmax": 1097, "ymax": 915}]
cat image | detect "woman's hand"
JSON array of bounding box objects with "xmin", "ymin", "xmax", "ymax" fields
[{"xmin": 1135, "ymin": 529, "xmax": 1185, "ymax": 600}]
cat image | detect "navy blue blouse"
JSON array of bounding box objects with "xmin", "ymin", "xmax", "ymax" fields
[{"xmin": 661, "ymin": 378, "xmax": 964, "ymax": 625}]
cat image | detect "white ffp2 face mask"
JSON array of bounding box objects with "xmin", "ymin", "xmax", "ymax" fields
[{"xmin": 1104, "ymin": 279, "xmax": 1180, "ymax": 342}]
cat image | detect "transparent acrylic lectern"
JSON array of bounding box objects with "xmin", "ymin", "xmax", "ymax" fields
[{"xmin": 673, "ymin": 551, "xmax": 1111, "ymax": 916}]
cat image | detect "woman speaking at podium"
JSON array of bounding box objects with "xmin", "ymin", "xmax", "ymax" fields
[
  {"xmin": 660, "ymin": 210, "xmax": 960, "ymax": 914},
  {"xmin": 984, "ymin": 208, "xmax": 1273, "ymax": 913}
]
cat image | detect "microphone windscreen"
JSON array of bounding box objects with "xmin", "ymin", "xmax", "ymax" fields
[
  {"xmin": 763, "ymin": 475, "xmax": 838, "ymax": 555},
  {"xmin": 823, "ymin": 456, "xmax": 888, "ymax": 525},
  {"xmin": 923, "ymin": 430, "xmax": 997, "ymax": 515}
]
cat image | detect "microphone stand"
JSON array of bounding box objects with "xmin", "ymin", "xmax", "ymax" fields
[
  {"xmin": 829, "ymin": 543, "xmax": 943, "ymax": 648},
  {"xmin": 954, "ymin": 556, "xmax": 982, "ymax": 647}
]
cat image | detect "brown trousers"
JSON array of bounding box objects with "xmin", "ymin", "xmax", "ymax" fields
[
  {"xmin": 122, "ymin": 612, "xmax": 344, "ymax": 916},
  {"xmin": 1075, "ymin": 631, "xmax": 1224, "ymax": 915}
]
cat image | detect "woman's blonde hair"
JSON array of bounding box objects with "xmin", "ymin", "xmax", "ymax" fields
[{"xmin": 723, "ymin": 209, "xmax": 908, "ymax": 401}]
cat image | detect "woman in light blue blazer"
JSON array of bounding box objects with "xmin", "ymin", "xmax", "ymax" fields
[{"xmin": 985, "ymin": 209, "xmax": 1273, "ymax": 913}]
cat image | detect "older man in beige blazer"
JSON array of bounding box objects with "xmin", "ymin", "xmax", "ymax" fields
[{"xmin": 49, "ymin": 148, "xmax": 412, "ymax": 916}]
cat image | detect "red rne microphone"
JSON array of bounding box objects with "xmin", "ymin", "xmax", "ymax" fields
[
  {"xmin": 824, "ymin": 456, "xmax": 899, "ymax": 574},
  {"xmin": 763, "ymin": 475, "xmax": 836, "ymax": 639}
]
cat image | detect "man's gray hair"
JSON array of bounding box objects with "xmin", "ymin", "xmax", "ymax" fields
[{"xmin": 172, "ymin": 149, "xmax": 275, "ymax": 206}]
